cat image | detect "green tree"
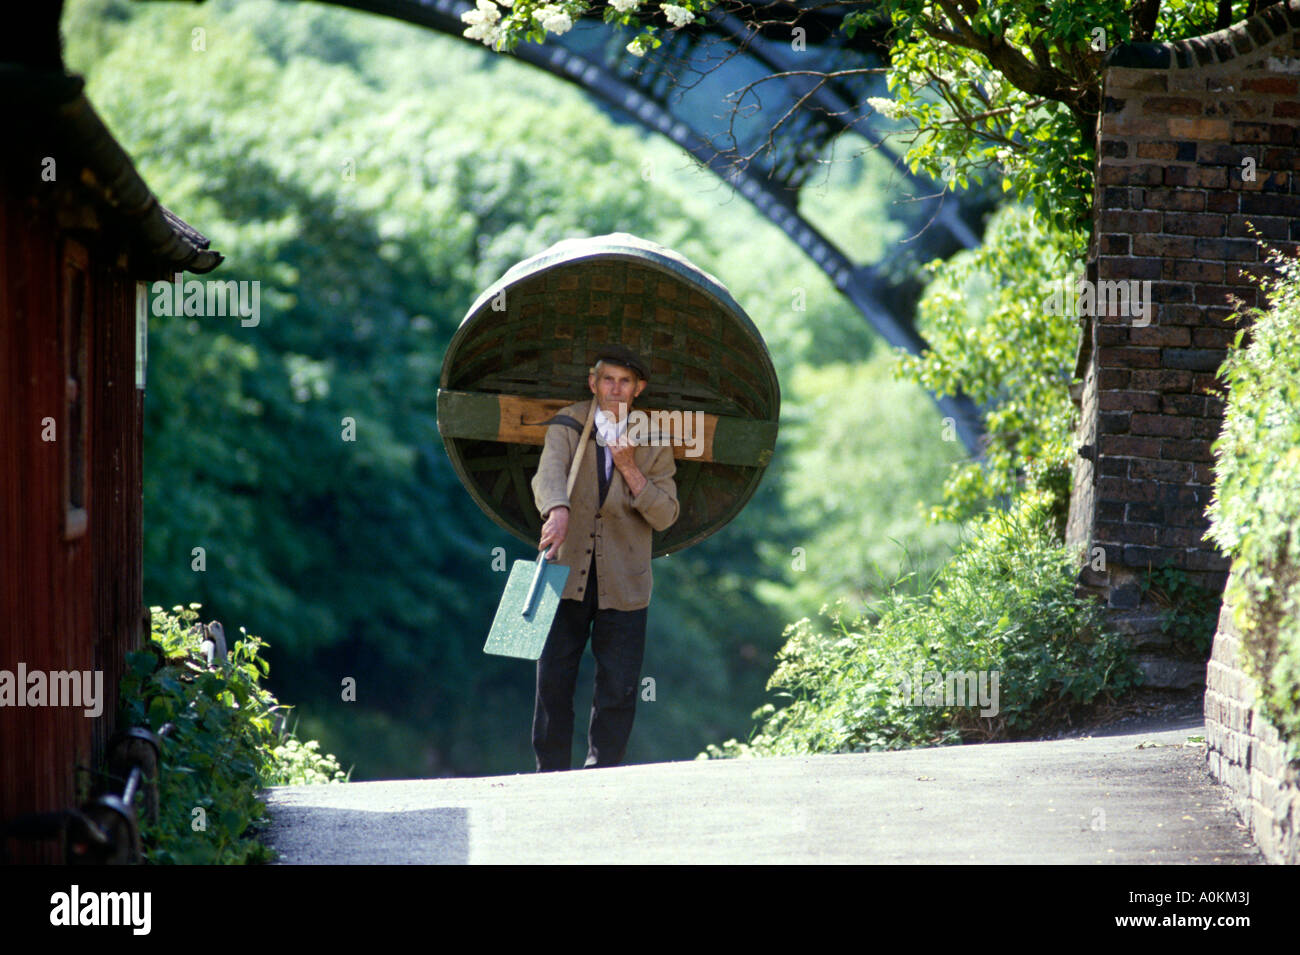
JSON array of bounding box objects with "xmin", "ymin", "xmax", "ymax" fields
[
  {"xmin": 67, "ymin": 0, "xmax": 952, "ymax": 775},
  {"xmin": 897, "ymin": 203, "xmax": 1080, "ymax": 527}
]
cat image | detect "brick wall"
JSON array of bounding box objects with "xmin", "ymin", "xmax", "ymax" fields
[
  {"xmin": 1205, "ymin": 578, "xmax": 1300, "ymax": 864},
  {"xmin": 1070, "ymin": 2, "xmax": 1300, "ymax": 862}
]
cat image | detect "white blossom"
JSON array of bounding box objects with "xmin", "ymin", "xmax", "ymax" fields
[
  {"xmin": 867, "ymin": 97, "xmax": 903, "ymax": 119},
  {"xmin": 465, "ymin": 22, "xmax": 505, "ymax": 47},
  {"xmin": 627, "ymin": 35, "xmax": 651, "ymax": 56},
  {"xmin": 536, "ymin": 4, "xmax": 574, "ymax": 34},
  {"xmin": 466, "ymin": 0, "xmax": 501, "ymax": 24},
  {"xmin": 610, "ymin": 0, "xmax": 640, "ymax": 12},
  {"xmin": 661, "ymin": 3, "xmax": 694, "ymax": 27},
  {"xmin": 461, "ymin": 0, "xmax": 502, "ymax": 43}
]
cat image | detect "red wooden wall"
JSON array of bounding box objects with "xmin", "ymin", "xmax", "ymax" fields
[{"xmin": 1, "ymin": 183, "xmax": 145, "ymax": 864}]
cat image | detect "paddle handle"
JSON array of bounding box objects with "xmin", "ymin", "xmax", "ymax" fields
[
  {"xmin": 522, "ymin": 552, "xmax": 548, "ymax": 618},
  {"xmin": 565, "ymin": 397, "xmax": 597, "ymax": 500},
  {"xmin": 538, "ymin": 398, "xmax": 596, "ymax": 568}
]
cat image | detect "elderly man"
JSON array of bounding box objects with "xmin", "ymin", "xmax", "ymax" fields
[{"xmin": 530, "ymin": 344, "xmax": 679, "ymax": 771}]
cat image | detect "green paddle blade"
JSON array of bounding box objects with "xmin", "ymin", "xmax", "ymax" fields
[{"xmin": 483, "ymin": 558, "xmax": 571, "ymax": 660}]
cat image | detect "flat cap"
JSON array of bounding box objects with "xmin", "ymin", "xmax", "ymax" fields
[{"xmin": 592, "ymin": 343, "xmax": 649, "ymax": 382}]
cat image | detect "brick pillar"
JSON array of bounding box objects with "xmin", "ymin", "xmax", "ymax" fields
[{"xmin": 1067, "ymin": 1, "xmax": 1300, "ymax": 687}]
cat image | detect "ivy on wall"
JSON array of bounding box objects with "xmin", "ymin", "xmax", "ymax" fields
[{"xmin": 1207, "ymin": 252, "xmax": 1300, "ymax": 760}]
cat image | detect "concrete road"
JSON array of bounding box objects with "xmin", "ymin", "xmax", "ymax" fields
[{"xmin": 263, "ymin": 719, "xmax": 1261, "ymax": 864}]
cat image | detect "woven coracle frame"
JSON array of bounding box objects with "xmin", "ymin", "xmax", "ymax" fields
[{"xmin": 439, "ymin": 233, "xmax": 780, "ymax": 556}]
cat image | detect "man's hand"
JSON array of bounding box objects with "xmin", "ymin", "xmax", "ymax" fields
[
  {"xmin": 611, "ymin": 438, "xmax": 647, "ymax": 497},
  {"xmin": 539, "ymin": 506, "xmax": 569, "ymax": 559}
]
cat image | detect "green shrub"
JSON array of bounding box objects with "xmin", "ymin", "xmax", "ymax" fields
[
  {"xmin": 707, "ymin": 207, "xmax": 1133, "ymax": 761},
  {"xmin": 1206, "ymin": 252, "xmax": 1300, "ymax": 760},
  {"xmin": 118, "ymin": 605, "xmax": 347, "ymax": 864},
  {"xmin": 896, "ymin": 204, "xmax": 1081, "ymax": 529},
  {"xmin": 1138, "ymin": 563, "xmax": 1220, "ymax": 658},
  {"xmin": 704, "ymin": 490, "xmax": 1140, "ymax": 757}
]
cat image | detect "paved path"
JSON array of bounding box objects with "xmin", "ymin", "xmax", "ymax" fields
[{"xmin": 264, "ymin": 718, "xmax": 1261, "ymax": 864}]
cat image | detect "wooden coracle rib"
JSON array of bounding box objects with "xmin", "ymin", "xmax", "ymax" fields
[{"xmin": 437, "ymin": 232, "xmax": 780, "ymax": 557}]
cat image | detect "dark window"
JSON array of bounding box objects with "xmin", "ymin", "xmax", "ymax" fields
[{"xmin": 62, "ymin": 240, "xmax": 88, "ymax": 541}]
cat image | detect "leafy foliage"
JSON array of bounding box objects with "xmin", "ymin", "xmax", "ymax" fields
[
  {"xmin": 711, "ymin": 204, "xmax": 1125, "ymax": 759},
  {"xmin": 753, "ymin": 353, "xmax": 965, "ymax": 621},
  {"xmin": 897, "ymin": 204, "xmax": 1080, "ymax": 529},
  {"xmin": 469, "ymin": 0, "xmax": 1262, "ymax": 236},
  {"xmin": 68, "ymin": 0, "xmax": 1169, "ymax": 778},
  {"xmin": 704, "ymin": 489, "xmax": 1140, "ymax": 758},
  {"xmin": 1206, "ymin": 252, "xmax": 1300, "ymax": 758},
  {"xmin": 119, "ymin": 606, "xmax": 347, "ymax": 864},
  {"xmin": 858, "ymin": 0, "xmax": 1259, "ymax": 234},
  {"xmin": 65, "ymin": 0, "xmax": 916, "ymax": 776},
  {"xmin": 1138, "ymin": 563, "xmax": 1221, "ymax": 658},
  {"xmin": 865, "ymin": 3, "xmax": 1104, "ymax": 235}
]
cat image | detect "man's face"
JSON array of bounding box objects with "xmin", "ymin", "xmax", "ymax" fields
[{"xmin": 588, "ymin": 362, "xmax": 646, "ymax": 421}]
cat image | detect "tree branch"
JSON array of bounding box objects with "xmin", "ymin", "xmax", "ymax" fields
[
  {"xmin": 1214, "ymin": 0, "xmax": 1236, "ymax": 30},
  {"xmin": 1134, "ymin": 0, "xmax": 1162, "ymax": 41},
  {"xmin": 918, "ymin": 8, "xmax": 1078, "ymax": 106}
]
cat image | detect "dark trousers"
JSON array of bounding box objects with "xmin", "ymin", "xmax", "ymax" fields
[{"xmin": 532, "ymin": 556, "xmax": 648, "ymax": 771}]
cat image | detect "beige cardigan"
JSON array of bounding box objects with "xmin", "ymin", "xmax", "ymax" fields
[{"xmin": 531, "ymin": 399, "xmax": 679, "ymax": 610}]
